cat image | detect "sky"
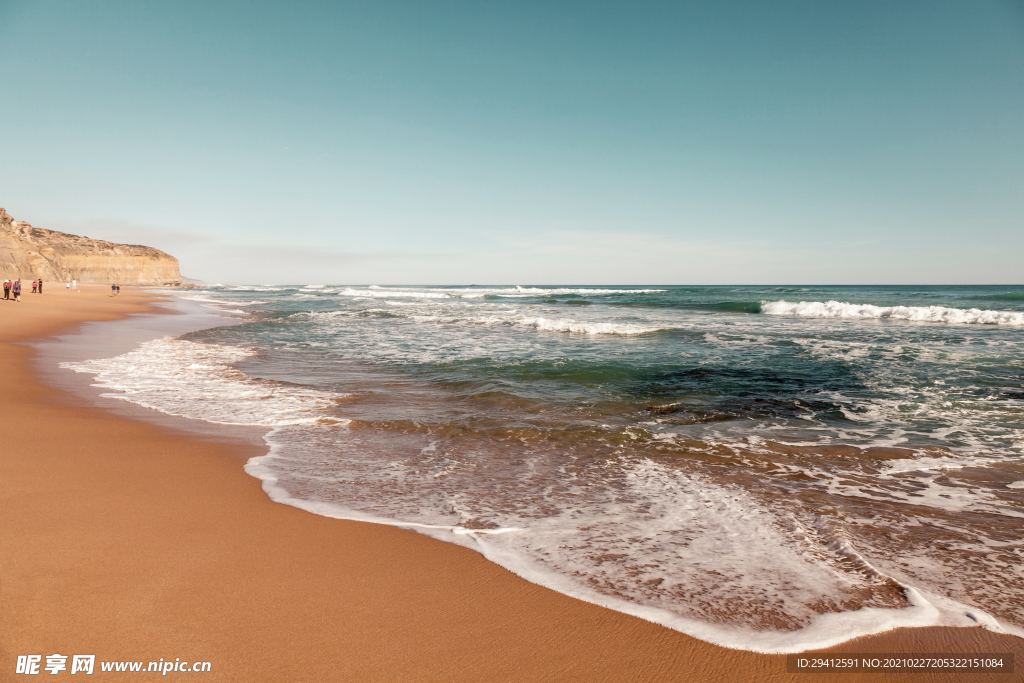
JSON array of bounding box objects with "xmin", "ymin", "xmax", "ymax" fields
[{"xmin": 1, "ymin": 0, "xmax": 1022, "ymax": 284}]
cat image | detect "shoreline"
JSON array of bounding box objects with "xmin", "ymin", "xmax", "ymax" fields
[
  {"xmin": 2, "ymin": 286, "xmax": 1020, "ymax": 681},
  {"xmin": 29, "ymin": 290, "xmax": 268, "ymax": 458}
]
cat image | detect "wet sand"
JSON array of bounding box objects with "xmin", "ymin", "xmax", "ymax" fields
[{"xmin": 1, "ymin": 285, "xmax": 1020, "ymax": 682}]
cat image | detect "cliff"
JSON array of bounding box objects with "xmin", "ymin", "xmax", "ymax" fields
[{"xmin": 0, "ymin": 208, "xmax": 181, "ymax": 285}]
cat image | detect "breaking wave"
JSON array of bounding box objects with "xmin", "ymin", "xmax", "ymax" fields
[
  {"xmin": 762, "ymin": 300, "xmax": 1024, "ymax": 325},
  {"xmin": 339, "ymin": 286, "xmax": 666, "ymax": 300},
  {"xmin": 294, "ymin": 309, "xmax": 669, "ymax": 336}
]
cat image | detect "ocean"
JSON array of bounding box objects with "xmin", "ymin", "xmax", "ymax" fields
[{"xmin": 61, "ymin": 284, "xmax": 1024, "ymax": 652}]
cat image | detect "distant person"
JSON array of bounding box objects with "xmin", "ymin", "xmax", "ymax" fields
[
  {"xmin": 72, "ymin": 279, "xmax": 77, "ymax": 291},
  {"xmin": 116, "ymin": 284, "xmax": 121, "ymax": 295},
  {"xmin": 112, "ymin": 283, "xmax": 116, "ymax": 296},
  {"xmin": 12, "ymin": 279, "xmax": 21, "ymax": 302},
  {"xmin": 66, "ymin": 280, "xmax": 70, "ymax": 292},
  {"xmin": 3, "ymin": 280, "xmax": 9, "ymax": 300},
  {"xmin": 32, "ymin": 279, "xmax": 37, "ymax": 293},
  {"xmin": 38, "ymin": 279, "xmax": 43, "ymax": 294}
]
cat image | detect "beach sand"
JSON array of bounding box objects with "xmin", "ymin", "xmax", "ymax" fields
[{"xmin": 1, "ymin": 286, "xmax": 1020, "ymax": 682}]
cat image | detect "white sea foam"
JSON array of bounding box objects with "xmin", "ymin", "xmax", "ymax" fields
[
  {"xmin": 60, "ymin": 338, "xmax": 338, "ymax": 426},
  {"xmin": 479, "ymin": 315, "xmax": 666, "ymax": 335},
  {"xmin": 884, "ymin": 455, "xmax": 1000, "ymax": 475},
  {"xmin": 226, "ymin": 285, "xmax": 290, "ymax": 292},
  {"xmin": 340, "ymin": 287, "xmax": 452, "ymax": 299},
  {"xmin": 60, "ymin": 335, "xmax": 1024, "ymax": 653},
  {"xmin": 179, "ymin": 294, "xmax": 237, "ymax": 304},
  {"xmin": 806, "ymin": 462, "xmax": 1024, "ymax": 518},
  {"xmin": 1007, "ymin": 481, "xmax": 1024, "ymax": 489},
  {"xmin": 762, "ymin": 300, "xmax": 1024, "ymax": 325},
  {"xmin": 245, "ymin": 451, "xmax": 1020, "ymax": 653}
]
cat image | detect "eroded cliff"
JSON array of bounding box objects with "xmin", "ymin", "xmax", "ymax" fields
[{"xmin": 0, "ymin": 208, "xmax": 181, "ymax": 285}]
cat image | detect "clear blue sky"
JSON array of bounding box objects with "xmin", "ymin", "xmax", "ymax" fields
[{"xmin": 1, "ymin": 1, "xmax": 1022, "ymax": 284}]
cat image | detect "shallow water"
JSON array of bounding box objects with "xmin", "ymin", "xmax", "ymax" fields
[{"xmin": 62, "ymin": 284, "xmax": 1024, "ymax": 651}]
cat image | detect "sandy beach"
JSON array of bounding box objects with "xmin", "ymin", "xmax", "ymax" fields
[{"xmin": 1, "ymin": 286, "xmax": 1020, "ymax": 682}]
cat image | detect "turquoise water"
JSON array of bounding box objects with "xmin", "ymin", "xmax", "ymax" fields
[{"xmin": 66, "ymin": 285, "xmax": 1024, "ymax": 651}]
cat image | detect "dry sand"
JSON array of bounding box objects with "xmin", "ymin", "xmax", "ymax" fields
[{"xmin": 1, "ymin": 285, "xmax": 1020, "ymax": 682}]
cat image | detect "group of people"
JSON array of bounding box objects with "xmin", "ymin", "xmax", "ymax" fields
[
  {"xmin": 3, "ymin": 278, "xmax": 123, "ymax": 299},
  {"xmin": 2, "ymin": 279, "xmax": 24, "ymax": 301},
  {"xmin": 3, "ymin": 278, "xmax": 47, "ymax": 300}
]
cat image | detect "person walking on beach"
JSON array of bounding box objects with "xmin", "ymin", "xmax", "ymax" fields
[
  {"xmin": 12, "ymin": 279, "xmax": 21, "ymax": 302},
  {"xmin": 66, "ymin": 280, "xmax": 70, "ymax": 292},
  {"xmin": 3, "ymin": 280, "xmax": 9, "ymax": 300},
  {"xmin": 31, "ymin": 279, "xmax": 37, "ymax": 294},
  {"xmin": 38, "ymin": 279, "xmax": 43, "ymax": 294},
  {"xmin": 116, "ymin": 284, "xmax": 121, "ymax": 295},
  {"xmin": 72, "ymin": 279, "xmax": 77, "ymax": 291},
  {"xmin": 111, "ymin": 283, "xmax": 116, "ymax": 296}
]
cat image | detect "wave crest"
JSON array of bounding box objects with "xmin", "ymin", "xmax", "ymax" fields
[{"xmin": 762, "ymin": 300, "xmax": 1024, "ymax": 325}]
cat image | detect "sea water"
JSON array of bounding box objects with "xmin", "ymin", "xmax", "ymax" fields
[{"xmin": 62, "ymin": 285, "xmax": 1024, "ymax": 652}]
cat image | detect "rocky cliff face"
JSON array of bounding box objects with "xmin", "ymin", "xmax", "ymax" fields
[{"xmin": 0, "ymin": 208, "xmax": 181, "ymax": 285}]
